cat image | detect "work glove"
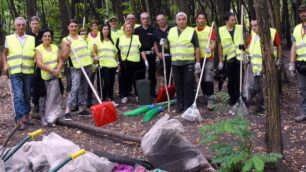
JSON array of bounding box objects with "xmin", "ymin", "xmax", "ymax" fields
[
  {"xmin": 218, "ymin": 62, "xmax": 224, "ymax": 70},
  {"xmin": 243, "ymin": 54, "xmax": 250, "ymax": 64},
  {"xmin": 238, "ymin": 44, "xmax": 246, "ymax": 51},
  {"xmin": 254, "ymin": 71, "xmax": 261, "ymax": 76},
  {"xmin": 145, "ymin": 60, "xmax": 149, "ymax": 70},
  {"xmin": 205, "ymin": 47, "xmax": 211, "ymax": 54},
  {"xmin": 289, "ymin": 62, "xmax": 296, "ymax": 77},
  {"xmin": 195, "ymin": 62, "xmax": 201, "ymax": 74}
]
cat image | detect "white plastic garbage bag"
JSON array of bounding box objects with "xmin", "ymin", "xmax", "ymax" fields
[{"xmin": 141, "ymin": 115, "xmax": 211, "ymax": 172}]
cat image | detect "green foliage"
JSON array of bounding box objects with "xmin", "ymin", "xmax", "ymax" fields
[
  {"xmin": 209, "ymin": 91, "xmax": 230, "ymax": 111},
  {"xmin": 200, "ymin": 116, "xmax": 282, "ymax": 172}
]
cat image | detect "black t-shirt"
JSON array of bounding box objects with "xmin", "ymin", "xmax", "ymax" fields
[
  {"xmin": 134, "ymin": 25, "xmax": 155, "ymax": 51},
  {"xmin": 217, "ymin": 26, "xmax": 236, "ymax": 43},
  {"xmin": 27, "ymin": 31, "xmax": 41, "ymax": 47},
  {"xmin": 153, "ymin": 26, "xmax": 171, "ymax": 54}
]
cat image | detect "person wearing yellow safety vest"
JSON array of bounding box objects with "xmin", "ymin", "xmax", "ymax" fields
[
  {"xmin": 1, "ymin": 17, "xmax": 35, "ymax": 130},
  {"xmin": 35, "ymin": 29, "xmax": 63, "ymax": 126},
  {"xmin": 87, "ymin": 20, "xmax": 100, "ymax": 107},
  {"xmin": 290, "ymin": 4, "xmax": 306, "ymax": 123},
  {"xmin": 109, "ymin": 16, "xmax": 122, "ymax": 43},
  {"xmin": 61, "ymin": 19, "xmax": 93, "ymax": 120},
  {"xmin": 217, "ymin": 12, "xmax": 244, "ymax": 105},
  {"xmin": 93, "ymin": 23, "xmax": 118, "ymax": 103},
  {"xmin": 168, "ymin": 12, "xmax": 201, "ymax": 113},
  {"xmin": 117, "ymin": 22, "xmax": 149, "ymax": 104},
  {"xmin": 247, "ymin": 18, "xmax": 282, "ymax": 114},
  {"xmin": 195, "ymin": 12, "xmax": 217, "ymax": 109}
]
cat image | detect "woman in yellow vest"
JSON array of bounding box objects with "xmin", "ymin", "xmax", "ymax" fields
[
  {"xmin": 61, "ymin": 19, "xmax": 93, "ymax": 120},
  {"xmin": 117, "ymin": 22, "xmax": 148, "ymax": 104},
  {"xmin": 35, "ymin": 29, "xmax": 63, "ymax": 126},
  {"xmin": 93, "ymin": 23, "xmax": 118, "ymax": 103}
]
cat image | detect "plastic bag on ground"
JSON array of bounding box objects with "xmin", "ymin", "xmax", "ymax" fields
[
  {"xmin": 44, "ymin": 78, "xmax": 63, "ymax": 123},
  {"xmin": 141, "ymin": 114, "xmax": 212, "ymax": 172},
  {"xmin": 243, "ymin": 62, "xmax": 254, "ymax": 101},
  {"xmin": 5, "ymin": 132, "xmax": 115, "ymax": 172}
]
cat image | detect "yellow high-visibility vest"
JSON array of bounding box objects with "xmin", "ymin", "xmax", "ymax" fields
[
  {"xmin": 293, "ymin": 23, "xmax": 306, "ymax": 62},
  {"xmin": 249, "ymin": 28, "xmax": 276, "ymax": 73},
  {"xmin": 118, "ymin": 35, "xmax": 141, "ymax": 62},
  {"xmin": 96, "ymin": 40, "xmax": 118, "ymax": 68},
  {"xmin": 36, "ymin": 44, "xmax": 60, "ymax": 80},
  {"xmin": 6, "ymin": 34, "xmax": 35, "ymax": 75},
  {"xmin": 63, "ymin": 35, "xmax": 92, "ymax": 68},
  {"xmin": 219, "ymin": 25, "xmax": 243, "ymax": 61},
  {"xmin": 168, "ymin": 26, "xmax": 195, "ymax": 61},
  {"xmin": 87, "ymin": 31, "xmax": 101, "ymax": 54},
  {"xmin": 195, "ymin": 26, "xmax": 213, "ymax": 58}
]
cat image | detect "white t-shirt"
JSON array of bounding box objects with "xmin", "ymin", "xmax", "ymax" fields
[{"xmin": 4, "ymin": 33, "xmax": 28, "ymax": 48}]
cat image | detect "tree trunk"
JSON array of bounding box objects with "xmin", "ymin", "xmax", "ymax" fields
[
  {"xmin": 283, "ymin": 0, "xmax": 292, "ymax": 47},
  {"xmin": 112, "ymin": 0, "xmax": 124, "ymax": 23},
  {"xmin": 272, "ymin": 0, "xmax": 281, "ymax": 35},
  {"xmin": 26, "ymin": 0, "xmax": 36, "ymax": 21},
  {"xmin": 6, "ymin": 0, "xmax": 19, "ymax": 19},
  {"xmin": 176, "ymin": 0, "xmax": 190, "ymax": 20},
  {"xmin": 40, "ymin": 0, "xmax": 47, "ymax": 27},
  {"xmin": 253, "ymin": 0, "xmax": 283, "ymax": 169},
  {"xmin": 58, "ymin": 0, "xmax": 69, "ymax": 37},
  {"xmin": 291, "ymin": 0, "xmax": 301, "ymax": 25},
  {"xmin": 216, "ymin": 0, "xmax": 231, "ymax": 25}
]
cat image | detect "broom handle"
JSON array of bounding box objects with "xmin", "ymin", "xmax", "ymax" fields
[
  {"xmin": 162, "ymin": 44, "xmax": 171, "ymax": 112},
  {"xmin": 194, "ymin": 22, "xmax": 215, "ymax": 102},
  {"xmin": 71, "ymin": 46, "xmax": 102, "ymax": 104},
  {"xmin": 82, "ymin": 17, "xmax": 86, "ymax": 29},
  {"xmin": 168, "ymin": 67, "xmax": 172, "ymax": 86},
  {"xmin": 239, "ymin": 5, "xmax": 244, "ymax": 95}
]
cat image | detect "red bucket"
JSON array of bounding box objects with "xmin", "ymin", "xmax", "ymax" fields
[
  {"xmin": 90, "ymin": 101, "xmax": 118, "ymax": 127},
  {"xmin": 154, "ymin": 84, "xmax": 176, "ymax": 103}
]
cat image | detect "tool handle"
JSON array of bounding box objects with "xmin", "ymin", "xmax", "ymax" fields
[
  {"xmin": 28, "ymin": 129, "xmax": 44, "ymax": 140},
  {"xmin": 82, "ymin": 17, "xmax": 86, "ymax": 29},
  {"xmin": 70, "ymin": 149, "xmax": 86, "ymax": 160},
  {"xmin": 239, "ymin": 5, "xmax": 244, "ymax": 95}
]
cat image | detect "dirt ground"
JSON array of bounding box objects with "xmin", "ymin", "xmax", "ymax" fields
[{"xmin": 0, "ymin": 67, "xmax": 305, "ymax": 172}]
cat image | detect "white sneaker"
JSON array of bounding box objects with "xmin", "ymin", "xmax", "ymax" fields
[
  {"xmin": 121, "ymin": 97, "xmax": 128, "ymax": 104},
  {"xmin": 112, "ymin": 101, "xmax": 118, "ymax": 107}
]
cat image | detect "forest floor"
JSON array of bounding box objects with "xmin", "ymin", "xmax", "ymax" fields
[{"xmin": 0, "ymin": 59, "xmax": 305, "ymax": 171}]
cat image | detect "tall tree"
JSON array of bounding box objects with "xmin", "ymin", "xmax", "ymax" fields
[
  {"xmin": 58, "ymin": 0, "xmax": 69, "ymax": 37},
  {"xmin": 283, "ymin": 0, "xmax": 292, "ymax": 47},
  {"xmin": 253, "ymin": 0, "xmax": 283, "ymax": 170},
  {"xmin": 26, "ymin": 0, "xmax": 36, "ymax": 21},
  {"xmin": 6, "ymin": 0, "xmax": 19, "ymax": 19}
]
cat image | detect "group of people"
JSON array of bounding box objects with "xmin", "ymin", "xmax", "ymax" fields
[{"xmin": 2, "ymin": 5, "xmax": 306, "ymax": 130}]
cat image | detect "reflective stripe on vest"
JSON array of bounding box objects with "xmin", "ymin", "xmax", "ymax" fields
[
  {"xmin": 195, "ymin": 26, "xmax": 213, "ymax": 58},
  {"xmin": 65, "ymin": 35, "xmax": 92, "ymax": 68},
  {"xmin": 168, "ymin": 26, "xmax": 195, "ymax": 61},
  {"xmin": 249, "ymin": 28, "xmax": 277, "ymax": 73},
  {"xmin": 293, "ymin": 24, "xmax": 306, "ymax": 62},
  {"xmin": 6, "ymin": 34, "xmax": 35, "ymax": 75},
  {"xmin": 219, "ymin": 25, "xmax": 243, "ymax": 61},
  {"xmin": 118, "ymin": 35, "xmax": 141, "ymax": 62},
  {"xmin": 36, "ymin": 44, "xmax": 59, "ymax": 80},
  {"xmin": 97, "ymin": 40, "xmax": 118, "ymax": 68}
]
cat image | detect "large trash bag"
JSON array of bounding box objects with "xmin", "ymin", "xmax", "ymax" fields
[
  {"xmin": 5, "ymin": 133, "xmax": 115, "ymax": 172},
  {"xmin": 141, "ymin": 115, "xmax": 212, "ymax": 172},
  {"xmin": 243, "ymin": 61, "xmax": 254, "ymax": 102}
]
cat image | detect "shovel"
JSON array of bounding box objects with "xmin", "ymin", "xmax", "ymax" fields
[
  {"xmin": 229, "ymin": 5, "xmax": 248, "ymax": 116},
  {"xmin": 70, "ymin": 47, "xmax": 118, "ymax": 126},
  {"xmin": 50, "ymin": 149, "xmax": 86, "ymax": 172},
  {"xmin": 181, "ymin": 22, "xmax": 215, "ymax": 122}
]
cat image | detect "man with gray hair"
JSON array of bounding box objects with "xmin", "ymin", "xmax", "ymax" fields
[
  {"xmin": 1, "ymin": 17, "xmax": 36, "ymax": 130},
  {"xmin": 168, "ymin": 12, "xmax": 201, "ymax": 113}
]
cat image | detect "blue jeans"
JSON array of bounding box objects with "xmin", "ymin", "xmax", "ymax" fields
[{"xmin": 11, "ymin": 74, "xmax": 33, "ymax": 120}]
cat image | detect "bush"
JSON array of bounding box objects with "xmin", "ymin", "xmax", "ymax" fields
[{"xmin": 200, "ymin": 115, "xmax": 282, "ymax": 172}]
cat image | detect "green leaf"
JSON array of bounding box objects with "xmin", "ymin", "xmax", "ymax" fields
[
  {"xmin": 242, "ymin": 159, "xmax": 254, "ymax": 172},
  {"xmin": 252, "ymin": 156, "xmax": 264, "ymax": 172}
]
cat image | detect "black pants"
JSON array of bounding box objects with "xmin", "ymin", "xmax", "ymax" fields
[
  {"xmin": 32, "ymin": 67, "xmax": 46, "ymax": 105},
  {"xmin": 173, "ymin": 64, "xmax": 195, "ymax": 109},
  {"xmin": 119, "ymin": 61, "xmax": 139, "ymax": 98},
  {"xmin": 98, "ymin": 67, "xmax": 116, "ymax": 101},
  {"xmin": 226, "ymin": 58, "xmax": 240, "ymax": 103},
  {"xmin": 147, "ymin": 54, "xmax": 157, "ymax": 96},
  {"xmin": 200, "ymin": 59, "xmax": 214, "ymax": 96},
  {"xmin": 87, "ymin": 70, "xmax": 96, "ymax": 105}
]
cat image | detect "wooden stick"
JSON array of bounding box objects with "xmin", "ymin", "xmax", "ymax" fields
[{"xmin": 82, "ymin": 17, "xmax": 86, "ymax": 29}]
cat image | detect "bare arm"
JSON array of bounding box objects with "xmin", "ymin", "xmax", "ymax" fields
[
  {"xmin": 35, "ymin": 49, "xmax": 57, "ymax": 75},
  {"xmin": 195, "ymin": 47, "xmax": 201, "ymax": 63},
  {"xmin": 61, "ymin": 39, "xmax": 71, "ymax": 61},
  {"xmin": 56, "ymin": 50, "xmax": 64, "ymax": 72},
  {"xmin": 290, "ymin": 42, "xmax": 297, "ymax": 63},
  {"xmin": 210, "ymin": 40, "xmax": 216, "ymax": 52},
  {"xmin": 2, "ymin": 48, "xmax": 8, "ymax": 70},
  {"xmin": 141, "ymin": 51, "xmax": 147, "ymax": 61},
  {"xmin": 154, "ymin": 42, "xmax": 162, "ymax": 59},
  {"xmin": 277, "ymin": 44, "xmax": 282, "ymax": 60},
  {"xmin": 93, "ymin": 44, "xmax": 99, "ymax": 61}
]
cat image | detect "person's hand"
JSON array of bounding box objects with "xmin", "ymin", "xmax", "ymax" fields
[
  {"xmin": 243, "ymin": 54, "xmax": 250, "ymax": 64},
  {"xmin": 157, "ymin": 52, "xmax": 163, "ymax": 60},
  {"xmin": 238, "ymin": 44, "xmax": 245, "ymax": 51},
  {"xmin": 145, "ymin": 60, "xmax": 149, "ymax": 70},
  {"xmin": 195, "ymin": 62, "xmax": 201, "ymax": 74},
  {"xmin": 65, "ymin": 39, "xmax": 71, "ymax": 48},
  {"xmin": 289, "ymin": 62, "xmax": 296, "ymax": 77},
  {"xmin": 218, "ymin": 62, "xmax": 224, "ymax": 70},
  {"xmin": 94, "ymin": 55, "xmax": 99, "ymax": 63},
  {"xmin": 205, "ymin": 47, "xmax": 211, "ymax": 54},
  {"xmin": 51, "ymin": 69, "xmax": 60, "ymax": 77}
]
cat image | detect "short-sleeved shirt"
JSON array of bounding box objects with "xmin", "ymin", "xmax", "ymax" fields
[
  {"xmin": 134, "ymin": 25, "xmax": 155, "ymax": 51},
  {"xmin": 153, "ymin": 26, "xmax": 172, "ymax": 54},
  {"xmin": 27, "ymin": 31, "xmax": 41, "ymax": 47},
  {"xmin": 217, "ymin": 27, "xmax": 235, "ymax": 43},
  {"xmin": 4, "ymin": 33, "xmax": 28, "ymax": 48}
]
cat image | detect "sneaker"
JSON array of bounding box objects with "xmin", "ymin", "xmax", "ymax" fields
[
  {"xmin": 23, "ymin": 115, "xmax": 34, "ymax": 125},
  {"xmin": 121, "ymin": 97, "xmax": 128, "ymax": 104},
  {"xmin": 78, "ymin": 110, "xmax": 91, "ymax": 116},
  {"xmin": 63, "ymin": 113, "xmax": 72, "ymax": 121},
  {"xmin": 41, "ymin": 118, "xmax": 48, "ymax": 126},
  {"xmin": 295, "ymin": 115, "xmax": 306, "ymax": 123}
]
